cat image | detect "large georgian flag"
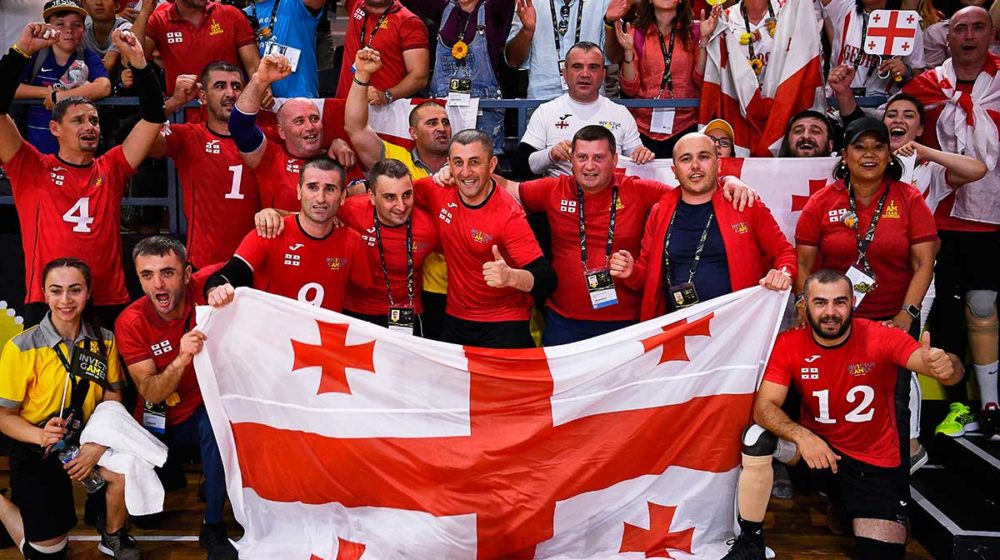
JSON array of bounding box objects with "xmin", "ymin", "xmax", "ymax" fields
[
  {"xmin": 193, "ymin": 286, "xmax": 789, "ymax": 559},
  {"xmin": 700, "ymin": 0, "xmax": 824, "ymax": 156}
]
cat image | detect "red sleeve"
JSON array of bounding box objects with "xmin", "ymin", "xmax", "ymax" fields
[
  {"xmin": 399, "ymin": 11, "xmax": 430, "ymax": 51},
  {"xmin": 4, "ymin": 141, "xmax": 43, "ymax": 197},
  {"xmin": 762, "ymin": 333, "xmax": 795, "ymax": 387},
  {"xmin": 751, "ymin": 202, "xmax": 797, "ymax": 277},
  {"xmin": 145, "ymin": 11, "xmax": 164, "ymax": 47},
  {"xmin": 794, "ymin": 194, "xmax": 824, "ymax": 246},
  {"xmin": 905, "ymin": 188, "xmax": 938, "ymax": 245},
  {"xmin": 412, "ymin": 176, "xmax": 442, "ymax": 211},
  {"xmin": 101, "ymin": 146, "xmax": 137, "ymax": 198},
  {"xmin": 624, "ymin": 200, "xmax": 663, "ymax": 291},
  {"xmin": 499, "ymin": 204, "xmax": 544, "ymax": 268},
  {"xmin": 518, "ymin": 178, "xmax": 556, "ymax": 213},
  {"xmin": 348, "ymin": 231, "xmax": 376, "ymax": 290},
  {"xmin": 163, "ymin": 123, "xmax": 190, "ymax": 159},
  {"xmin": 230, "ymin": 7, "xmax": 256, "ymax": 47},
  {"xmin": 234, "ymin": 229, "xmax": 270, "ymax": 271},
  {"xmin": 876, "ymin": 323, "xmax": 922, "ymax": 368},
  {"xmin": 114, "ymin": 310, "xmax": 153, "ymax": 366},
  {"xmin": 636, "ymin": 179, "xmax": 672, "ymax": 208},
  {"xmin": 337, "ymin": 197, "xmax": 370, "ymax": 231},
  {"xmin": 256, "ymin": 141, "xmax": 281, "ymax": 208}
]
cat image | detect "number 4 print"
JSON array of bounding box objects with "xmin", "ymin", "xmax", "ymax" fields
[{"xmin": 62, "ymin": 197, "xmax": 95, "ymax": 233}]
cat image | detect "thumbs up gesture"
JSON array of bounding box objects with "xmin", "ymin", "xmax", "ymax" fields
[
  {"xmin": 921, "ymin": 331, "xmax": 960, "ymax": 385},
  {"xmin": 483, "ymin": 245, "xmax": 513, "ymax": 288}
]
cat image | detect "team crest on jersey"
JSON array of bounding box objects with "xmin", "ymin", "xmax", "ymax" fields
[
  {"xmin": 559, "ymin": 199, "xmax": 577, "ymax": 213},
  {"xmin": 799, "ymin": 367, "xmax": 819, "ymax": 380},
  {"xmin": 827, "ymin": 208, "xmax": 849, "ymax": 223},
  {"xmin": 166, "ymin": 31, "xmax": 183, "ymax": 44},
  {"xmin": 327, "ymin": 257, "xmax": 347, "ymax": 270},
  {"xmin": 283, "ymin": 253, "xmax": 301, "ymax": 266},
  {"xmin": 438, "ymin": 209, "xmax": 453, "ymax": 224},
  {"xmin": 286, "ymin": 160, "xmax": 301, "ymax": 174},
  {"xmin": 555, "ymin": 114, "xmax": 571, "ymax": 130},
  {"xmin": 732, "ymin": 222, "xmax": 749, "ymax": 234},
  {"xmin": 361, "ymin": 232, "xmax": 377, "ymax": 247},
  {"xmin": 50, "ymin": 171, "xmax": 65, "ymax": 186},
  {"xmin": 847, "ymin": 362, "xmax": 875, "ymax": 377},
  {"xmin": 151, "ymin": 340, "xmax": 173, "ymax": 356},
  {"xmin": 599, "ymin": 120, "xmax": 621, "ymax": 131},
  {"xmin": 470, "ymin": 229, "xmax": 493, "ymax": 244},
  {"xmin": 613, "ymin": 197, "xmax": 625, "ymax": 211},
  {"xmin": 353, "ymin": 7, "xmax": 366, "ymax": 19},
  {"xmin": 205, "ymin": 140, "xmax": 221, "ymax": 154},
  {"xmin": 882, "ymin": 200, "xmax": 900, "ymax": 219},
  {"xmin": 209, "ymin": 19, "xmax": 224, "ymax": 35}
]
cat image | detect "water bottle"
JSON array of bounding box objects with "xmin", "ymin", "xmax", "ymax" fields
[{"xmin": 58, "ymin": 445, "xmax": 107, "ymax": 493}]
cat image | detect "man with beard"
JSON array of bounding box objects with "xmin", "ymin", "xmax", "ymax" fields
[
  {"xmin": 147, "ymin": 62, "xmax": 262, "ymax": 269},
  {"xmin": 779, "ymin": 110, "xmax": 837, "ymax": 158},
  {"xmin": 114, "ymin": 237, "xmax": 236, "ymax": 560},
  {"xmin": 722, "ymin": 269, "xmax": 963, "ymax": 560}
]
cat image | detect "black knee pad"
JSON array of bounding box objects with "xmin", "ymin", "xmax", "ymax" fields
[
  {"xmin": 741, "ymin": 424, "xmax": 777, "ymax": 457},
  {"xmin": 22, "ymin": 541, "xmax": 68, "ymax": 560},
  {"xmin": 855, "ymin": 536, "xmax": 904, "ymax": 560}
]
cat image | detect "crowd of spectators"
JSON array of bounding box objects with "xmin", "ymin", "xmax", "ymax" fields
[{"xmin": 0, "ymin": 0, "xmax": 998, "ymax": 559}]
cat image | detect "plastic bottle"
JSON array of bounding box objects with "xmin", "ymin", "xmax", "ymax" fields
[{"xmin": 58, "ymin": 445, "xmax": 107, "ymax": 493}]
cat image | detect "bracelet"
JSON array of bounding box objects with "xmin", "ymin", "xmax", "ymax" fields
[
  {"xmin": 11, "ymin": 44, "xmax": 30, "ymax": 59},
  {"xmin": 603, "ymin": 16, "xmax": 616, "ymax": 28},
  {"xmin": 622, "ymin": 56, "xmax": 634, "ymax": 64},
  {"xmin": 352, "ymin": 76, "xmax": 370, "ymax": 87}
]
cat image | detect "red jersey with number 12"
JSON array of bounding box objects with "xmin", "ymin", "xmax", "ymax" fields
[
  {"xmin": 234, "ymin": 215, "xmax": 372, "ymax": 312},
  {"xmin": 763, "ymin": 319, "xmax": 920, "ymax": 467},
  {"xmin": 6, "ymin": 143, "xmax": 134, "ymax": 305}
]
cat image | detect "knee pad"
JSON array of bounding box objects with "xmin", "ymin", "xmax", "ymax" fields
[
  {"xmin": 22, "ymin": 538, "xmax": 68, "ymax": 560},
  {"xmin": 965, "ymin": 290, "xmax": 998, "ymax": 319},
  {"xmin": 741, "ymin": 424, "xmax": 777, "ymax": 456},
  {"xmin": 854, "ymin": 536, "xmax": 904, "ymax": 560}
]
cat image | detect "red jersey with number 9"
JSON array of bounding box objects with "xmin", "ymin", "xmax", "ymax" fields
[
  {"xmin": 763, "ymin": 319, "xmax": 920, "ymax": 467},
  {"xmin": 234, "ymin": 215, "xmax": 373, "ymax": 312},
  {"xmin": 6, "ymin": 142, "xmax": 134, "ymax": 305}
]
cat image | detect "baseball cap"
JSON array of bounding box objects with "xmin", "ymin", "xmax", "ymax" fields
[
  {"xmin": 43, "ymin": 0, "xmax": 88, "ymax": 20},
  {"xmin": 703, "ymin": 119, "xmax": 735, "ymax": 141},
  {"xmin": 843, "ymin": 117, "xmax": 890, "ymax": 146}
]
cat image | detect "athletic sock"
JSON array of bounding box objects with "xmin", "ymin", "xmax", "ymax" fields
[
  {"xmin": 974, "ymin": 361, "xmax": 999, "ymax": 409},
  {"xmin": 737, "ymin": 516, "xmax": 764, "ymax": 542}
]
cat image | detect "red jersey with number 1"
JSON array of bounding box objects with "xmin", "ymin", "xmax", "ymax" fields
[
  {"xmin": 6, "ymin": 142, "xmax": 134, "ymax": 305},
  {"xmin": 763, "ymin": 319, "xmax": 920, "ymax": 467},
  {"xmin": 234, "ymin": 215, "xmax": 373, "ymax": 312},
  {"xmin": 253, "ymin": 139, "xmax": 305, "ymax": 212},
  {"xmin": 338, "ymin": 197, "xmax": 439, "ymax": 315},
  {"xmin": 164, "ymin": 123, "xmax": 260, "ymax": 268}
]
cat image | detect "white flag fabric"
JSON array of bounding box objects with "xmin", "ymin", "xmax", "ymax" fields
[{"xmin": 194, "ymin": 286, "xmax": 789, "ymax": 559}]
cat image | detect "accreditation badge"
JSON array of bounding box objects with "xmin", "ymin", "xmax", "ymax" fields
[
  {"xmin": 845, "ymin": 265, "xmax": 877, "ymax": 309},
  {"xmin": 388, "ymin": 306, "xmax": 415, "ymax": 335},
  {"xmin": 142, "ymin": 401, "xmax": 166, "ymax": 435},
  {"xmin": 264, "ymin": 41, "xmax": 301, "ymax": 72},
  {"xmin": 447, "ymin": 78, "xmax": 472, "ymax": 107},
  {"xmin": 585, "ymin": 268, "xmax": 619, "ymax": 309},
  {"xmin": 558, "ymin": 59, "xmax": 568, "ymax": 91},
  {"xmin": 669, "ymin": 282, "xmax": 699, "ymax": 309},
  {"xmin": 650, "ymin": 108, "xmax": 676, "ymax": 135}
]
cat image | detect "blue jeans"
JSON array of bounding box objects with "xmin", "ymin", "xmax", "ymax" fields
[
  {"xmin": 541, "ymin": 308, "xmax": 636, "ymax": 346},
  {"xmin": 163, "ymin": 405, "xmax": 226, "ymax": 524}
]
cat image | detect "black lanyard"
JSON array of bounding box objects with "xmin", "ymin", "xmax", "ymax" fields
[
  {"xmin": 372, "ymin": 209, "xmax": 414, "ymax": 309},
  {"xmin": 253, "ymin": 0, "xmax": 282, "ymax": 38},
  {"xmin": 449, "ymin": 0, "xmax": 482, "ymax": 47},
  {"xmin": 360, "ymin": 5, "xmax": 393, "ymax": 49},
  {"xmin": 577, "ymin": 186, "xmax": 619, "ymax": 271},
  {"xmin": 656, "ymin": 27, "xmax": 676, "ymax": 98},
  {"xmin": 847, "ymin": 180, "xmax": 890, "ymax": 274},
  {"xmin": 740, "ymin": 1, "xmax": 775, "ymax": 62},
  {"xmin": 662, "ymin": 208, "xmax": 715, "ymax": 288},
  {"xmin": 549, "ymin": 0, "xmax": 584, "ymax": 56},
  {"xmin": 853, "ymin": 11, "xmax": 870, "ymax": 67},
  {"xmin": 53, "ymin": 340, "xmax": 92, "ymax": 415}
]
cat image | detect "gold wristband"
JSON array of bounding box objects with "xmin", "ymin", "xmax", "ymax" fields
[{"xmin": 11, "ymin": 44, "xmax": 30, "ymax": 59}]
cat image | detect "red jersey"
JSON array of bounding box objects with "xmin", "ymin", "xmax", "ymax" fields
[
  {"xmin": 763, "ymin": 319, "xmax": 921, "ymax": 467},
  {"xmin": 338, "ymin": 197, "xmax": 439, "ymax": 315},
  {"xmin": 520, "ymin": 175, "xmax": 670, "ymax": 321},
  {"xmin": 254, "ymin": 140, "xmax": 304, "ymax": 212},
  {"xmin": 335, "ymin": 0, "xmax": 429, "ymax": 97},
  {"xmin": 114, "ymin": 267, "xmax": 219, "ymax": 426},
  {"xmin": 146, "ymin": 2, "xmax": 256, "ymax": 95},
  {"xmin": 795, "ymin": 180, "xmax": 938, "ymax": 319},
  {"xmin": 413, "ymin": 177, "xmax": 543, "ymax": 322},
  {"xmin": 164, "ymin": 123, "xmax": 261, "ymax": 269},
  {"xmin": 235, "ymin": 215, "xmax": 373, "ymax": 312},
  {"xmin": 6, "ymin": 143, "xmax": 134, "ymax": 305}
]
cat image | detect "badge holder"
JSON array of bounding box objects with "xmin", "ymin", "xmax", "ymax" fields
[
  {"xmin": 845, "ymin": 265, "xmax": 876, "ymax": 309},
  {"xmin": 142, "ymin": 401, "xmax": 167, "ymax": 435},
  {"xmin": 447, "ymin": 77, "xmax": 472, "ymax": 107},
  {"xmin": 585, "ymin": 268, "xmax": 619, "ymax": 309},
  {"xmin": 669, "ymin": 282, "xmax": 700, "ymax": 309},
  {"xmin": 388, "ymin": 307, "xmax": 415, "ymax": 335},
  {"xmin": 650, "ymin": 108, "xmax": 676, "ymax": 135},
  {"xmin": 558, "ymin": 60, "xmax": 568, "ymax": 91},
  {"xmin": 264, "ymin": 41, "xmax": 301, "ymax": 72}
]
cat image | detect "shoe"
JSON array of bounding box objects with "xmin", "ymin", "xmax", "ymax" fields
[
  {"xmin": 910, "ymin": 444, "xmax": 929, "ymax": 475},
  {"xmin": 771, "ymin": 463, "xmax": 793, "ymax": 500},
  {"xmin": 200, "ymin": 522, "xmax": 238, "ymax": 560},
  {"xmin": 935, "ymin": 402, "xmax": 979, "ymax": 437},
  {"xmin": 721, "ymin": 533, "xmax": 766, "ymax": 560},
  {"xmin": 97, "ymin": 527, "xmax": 141, "ymax": 560},
  {"xmin": 981, "ymin": 403, "xmax": 1000, "ymax": 439}
]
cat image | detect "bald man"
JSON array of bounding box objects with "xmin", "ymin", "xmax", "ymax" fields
[{"xmin": 611, "ymin": 133, "xmax": 797, "ymax": 319}]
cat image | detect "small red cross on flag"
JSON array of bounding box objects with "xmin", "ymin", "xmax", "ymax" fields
[{"xmin": 864, "ymin": 10, "xmax": 920, "ymax": 56}]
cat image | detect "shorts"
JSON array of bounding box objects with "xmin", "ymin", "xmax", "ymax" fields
[
  {"xmin": 936, "ymin": 230, "xmax": 1000, "ymax": 292},
  {"xmin": 818, "ymin": 447, "xmax": 908, "ymax": 525},
  {"xmin": 441, "ymin": 315, "xmax": 534, "ymax": 349},
  {"xmin": 9, "ymin": 443, "xmax": 77, "ymax": 542}
]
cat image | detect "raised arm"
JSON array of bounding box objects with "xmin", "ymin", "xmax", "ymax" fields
[
  {"xmin": 230, "ymin": 53, "xmax": 292, "ymax": 169},
  {"xmin": 115, "ymin": 28, "xmax": 166, "ymax": 169},
  {"xmin": 895, "ymin": 141, "xmax": 988, "ymax": 187},
  {"xmin": 0, "ymin": 23, "xmax": 59, "ymax": 163},
  {"xmin": 505, "ymin": 0, "xmax": 536, "ymax": 69},
  {"xmin": 126, "ymin": 330, "xmax": 206, "ymax": 404},
  {"xmin": 130, "ymin": 0, "xmax": 158, "ymax": 60},
  {"xmin": 345, "ymin": 48, "xmax": 388, "ymax": 171}
]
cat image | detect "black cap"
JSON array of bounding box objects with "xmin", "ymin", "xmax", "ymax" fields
[
  {"xmin": 43, "ymin": 0, "xmax": 87, "ymax": 20},
  {"xmin": 843, "ymin": 117, "xmax": 890, "ymax": 146}
]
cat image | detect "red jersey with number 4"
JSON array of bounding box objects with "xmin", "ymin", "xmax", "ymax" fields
[
  {"xmin": 6, "ymin": 142, "xmax": 134, "ymax": 305},
  {"xmin": 520, "ymin": 175, "xmax": 671, "ymax": 321},
  {"xmin": 254, "ymin": 140, "xmax": 305, "ymax": 212},
  {"xmin": 235, "ymin": 215, "xmax": 372, "ymax": 312},
  {"xmin": 114, "ymin": 266, "xmax": 219, "ymax": 427},
  {"xmin": 413, "ymin": 177, "xmax": 543, "ymax": 322},
  {"xmin": 763, "ymin": 319, "xmax": 920, "ymax": 467},
  {"xmin": 338, "ymin": 197, "xmax": 439, "ymax": 316},
  {"xmin": 165, "ymin": 123, "xmax": 261, "ymax": 268}
]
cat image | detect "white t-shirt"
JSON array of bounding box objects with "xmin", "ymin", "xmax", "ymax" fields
[
  {"xmin": 823, "ymin": 0, "xmax": 925, "ymax": 96},
  {"xmin": 521, "ymin": 94, "xmax": 644, "ymax": 177}
]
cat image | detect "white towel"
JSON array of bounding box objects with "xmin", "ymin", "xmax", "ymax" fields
[{"xmin": 80, "ymin": 401, "xmax": 169, "ymax": 516}]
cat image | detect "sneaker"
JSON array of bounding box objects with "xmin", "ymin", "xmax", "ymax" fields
[
  {"xmin": 98, "ymin": 527, "xmax": 141, "ymax": 560},
  {"xmin": 910, "ymin": 444, "xmax": 929, "ymax": 475},
  {"xmin": 721, "ymin": 533, "xmax": 766, "ymax": 560},
  {"xmin": 981, "ymin": 403, "xmax": 1000, "ymax": 440},
  {"xmin": 935, "ymin": 402, "xmax": 980, "ymax": 437},
  {"xmin": 771, "ymin": 463, "xmax": 793, "ymax": 500},
  {"xmin": 200, "ymin": 522, "xmax": 238, "ymax": 560}
]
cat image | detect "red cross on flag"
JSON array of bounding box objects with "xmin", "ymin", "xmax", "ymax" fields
[
  {"xmin": 864, "ymin": 10, "xmax": 921, "ymax": 57},
  {"xmin": 194, "ymin": 286, "xmax": 788, "ymax": 559}
]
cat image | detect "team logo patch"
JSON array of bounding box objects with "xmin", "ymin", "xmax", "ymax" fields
[
  {"xmin": 353, "ymin": 7, "xmax": 366, "ymax": 19},
  {"xmin": 205, "ymin": 140, "xmax": 221, "ymax": 154},
  {"xmin": 288, "ymin": 243, "xmax": 304, "ymax": 251},
  {"xmin": 827, "ymin": 208, "xmax": 848, "ymax": 223},
  {"xmin": 151, "ymin": 340, "xmax": 173, "ymax": 356},
  {"xmin": 732, "ymin": 221, "xmax": 749, "ymax": 234},
  {"xmin": 50, "ymin": 172, "xmax": 65, "ymax": 186},
  {"xmin": 599, "ymin": 120, "xmax": 621, "ymax": 131},
  {"xmin": 361, "ymin": 233, "xmax": 376, "ymax": 247},
  {"xmin": 283, "ymin": 253, "xmax": 301, "ymax": 266},
  {"xmin": 327, "ymin": 257, "xmax": 347, "ymax": 270},
  {"xmin": 438, "ymin": 209, "xmax": 453, "ymax": 224},
  {"xmin": 882, "ymin": 200, "xmax": 900, "ymax": 219},
  {"xmin": 559, "ymin": 199, "xmax": 577, "ymax": 213},
  {"xmin": 799, "ymin": 367, "xmax": 819, "ymax": 380},
  {"xmin": 166, "ymin": 31, "xmax": 183, "ymax": 44},
  {"xmin": 614, "ymin": 197, "xmax": 624, "ymax": 211},
  {"xmin": 470, "ymin": 229, "xmax": 493, "ymax": 244},
  {"xmin": 555, "ymin": 114, "xmax": 571, "ymax": 130},
  {"xmin": 804, "ymin": 354, "xmax": 820, "ymax": 363},
  {"xmin": 209, "ymin": 19, "xmax": 224, "ymax": 35},
  {"xmin": 847, "ymin": 362, "xmax": 875, "ymax": 377},
  {"xmin": 286, "ymin": 160, "xmax": 301, "ymax": 174}
]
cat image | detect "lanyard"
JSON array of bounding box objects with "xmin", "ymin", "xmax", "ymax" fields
[
  {"xmin": 662, "ymin": 208, "xmax": 715, "ymax": 288},
  {"xmin": 53, "ymin": 341, "xmax": 90, "ymax": 418},
  {"xmin": 577, "ymin": 186, "xmax": 619, "ymax": 271},
  {"xmin": 740, "ymin": 1, "xmax": 775, "ymax": 62},
  {"xmin": 449, "ymin": 0, "xmax": 482, "ymax": 46},
  {"xmin": 360, "ymin": 5, "xmax": 393, "ymax": 49},
  {"xmin": 847, "ymin": 180, "xmax": 889, "ymax": 274},
  {"xmin": 253, "ymin": 0, "xmax": 282, "ymax": 37},
  {"xmin": 549, "ymin": 0, "xmax": 584, "ymax": 56},
  {"xmin": 372, "ymin": 209, "xmax": 414, "ymax": 309},
  {"xmin": 656, "ymin": 27, "xmax": 676, "ymax": 98}
]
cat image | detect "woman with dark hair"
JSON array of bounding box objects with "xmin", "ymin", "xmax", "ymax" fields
[
  {"xmin": 611, "ymin": 0, "xmax": 722, "ymax": 157},
  {"xmin": 0, "ymin": 258, "xmax": 138, "ymax": 559}
]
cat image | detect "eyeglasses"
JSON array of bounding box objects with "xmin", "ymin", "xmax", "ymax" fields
[
  {"xmin": 559, "ymin": 1, "xmax": 571, "ymax": 36},
  {"xmin": 710, "ymin": 137, "xmax": 733, "ymax": 149}
]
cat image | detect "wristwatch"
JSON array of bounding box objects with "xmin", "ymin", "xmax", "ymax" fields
[
  {"xmin": 383, "ymin": 90, "xmax": 394, "ymax": 103},
  {"xmin": 903, "ymin": 304, "xmax": 920, "ymax": 319}
]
